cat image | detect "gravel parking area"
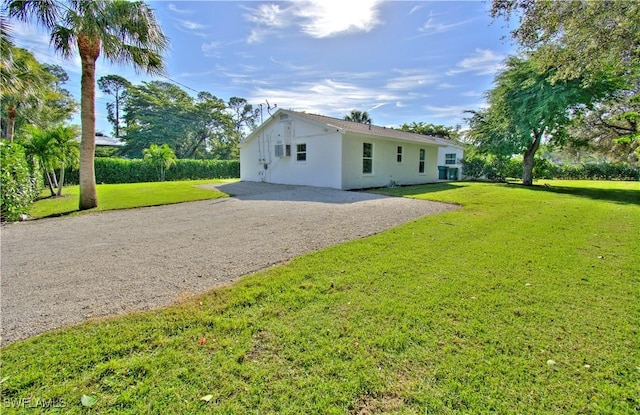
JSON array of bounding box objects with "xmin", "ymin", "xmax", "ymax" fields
[{"xmin": 1, "ymin": 182, "xmax": 457, "ymax": 344}]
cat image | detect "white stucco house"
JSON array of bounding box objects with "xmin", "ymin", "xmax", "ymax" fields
[{"xmin": 239, "ymin": 109, "xmax": 463, "ymax": 190}]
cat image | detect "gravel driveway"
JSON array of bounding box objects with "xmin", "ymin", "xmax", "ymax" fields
[{"xmin": 1, "ymin": 182, "xmax": 456, "ymax": 345}]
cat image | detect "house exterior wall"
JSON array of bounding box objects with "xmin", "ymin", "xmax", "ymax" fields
[
  {"xmin": 437, "ymin": 145, "xmax": 464, "ymax": 180},
  {"xmin": 240, "ymin": 117, "xmax": 343, "ymax": 189},
  {"xmin": 341, "ymin": 133, "xmax": 439, "ymax": 189}
]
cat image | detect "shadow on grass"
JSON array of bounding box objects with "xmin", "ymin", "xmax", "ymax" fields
[
  {"xmin": 369, "ymin": 182, "xmax": 467, "ymax": 198},
  {"xmin": 517, "ymin": 183, "xmax": 640, "ymax": 206}
]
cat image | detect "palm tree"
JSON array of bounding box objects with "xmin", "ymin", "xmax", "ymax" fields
[
  {"xmin": 143, "ymin": 144, "xmax": 177, "ymax": 182},
  {"xmin": 344, "ymin": 109, "xmax": 372, "ymax": 124},
  {"xmin": 22, "ymin": 125, "xmax": 58, "ymax": 196},
  {"xmin": 48, "ymin": 125, "xmax": 79, "ymax": 196},
  {"xmin": 7, "ymin": 0, "xmax": 168, "ymax": 210}
]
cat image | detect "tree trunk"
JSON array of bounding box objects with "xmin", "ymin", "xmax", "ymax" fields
[
  {"xmin": 78, "ymin": 35, "xmax": 100, "ymax": 210},
  {"xmin": 7, "ymin": 106, "xmax": 16, "ymax": 142},
  {"xmin": 57, "ymin": 163, "xmax": 65, "ymax": 196},
  {"xmin": 50, "ymin": 169, "xmax": 58, "ymax": 188},
  {"xmin": 115, "ymin": 94, "xmax": 120, "ymax": 138},
  {"xmin": 522, "ymin": 129, "xmax": 543, "ymax": 186},
  {"xmin": 44, "ymin": 170, "xmax": 56, "ymax": 197}
]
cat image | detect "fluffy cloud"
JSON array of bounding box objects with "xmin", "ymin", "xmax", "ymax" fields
[
  {"xmin": 447, "ymin": 48, "xmax": 505, "ymax": 76},
  {"xmin": 244, "ymin": 0, "xmax": 383, "ymax": 43}
]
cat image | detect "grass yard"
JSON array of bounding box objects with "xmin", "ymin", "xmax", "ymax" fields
[
  {"xmin": 2, "ymin": 180, "xmax": 639, "ymax": 414},
  {"xmin": 28, "ymin": 180, "xmax": 233, "ymax": 219}
]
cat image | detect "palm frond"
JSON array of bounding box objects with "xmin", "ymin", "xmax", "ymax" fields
[{"xmin": 6, "ymin": 0, "xmax": 59, "ymax": 29}]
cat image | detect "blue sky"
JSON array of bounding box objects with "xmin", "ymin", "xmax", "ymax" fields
[{"xmin": 10, "ymin": 0, "xmax": 517, "ymax": 134}]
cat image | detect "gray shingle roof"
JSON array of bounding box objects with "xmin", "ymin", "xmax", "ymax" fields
[{"xmin": 281, "ymin": 109, "xmax": 456, "ymax": 147}]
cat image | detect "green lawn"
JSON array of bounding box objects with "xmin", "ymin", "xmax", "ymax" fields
[
  {"xmin": 2, "ymin": 180, "xmax": 639, "ymax": 414},
  {"xmin": 28, "ymin": 180, "xmax": 233, "ymax": 219}
]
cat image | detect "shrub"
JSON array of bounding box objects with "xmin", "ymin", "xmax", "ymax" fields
[
  {"xmin": 64, "ymin": 158, "xmax": 240, "ymax": 185},
  {"xmin": 461, "ymin": 156, "xmax": 485, "ymax": 180},
  {"xmin": 460, "ymin": 155, "xmax": 638, "ymax": 182},
  {"xmin": 1, "ymin": 142, "xmax": 42, "ymax": 221}
]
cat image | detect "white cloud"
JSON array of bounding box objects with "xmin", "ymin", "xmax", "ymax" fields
[
  {"xmin": 296, "ymin": 0, "xmax": 382, "ymax": 38},
  {"xmin": 176, "ymin": 19, "xmax": 207, "ymax": 31},
  {"xmin": 248, "ymin": 78, "xmax": 396, "ymax": 117},
  {"xmin": 269, "ymin": 56, "xmax": 313, "ymax": 71},
  {"xmin": 409, "ymin": 5, "xmax": 424, "ymax": 15},
  {"xmin": 243, "ymin": 0, "xmax": 383, "ymax": 42},
  {"xmin": 386, "ymin": 69, "xmax": 439, "ymax": 90},
  {"xmin": 168, "ymin": 3, "xmax": 191, "ymax": 14},
  {"xmin": 461, "ymin": 90, "xmax": 483, "ymax": 97},
  {"xmin": 201, "ymin": 41, "xmax": 223, "ymax": 58},
  {"xmin": 447, "ymin": 48, "xmax": 505, "ymax": 76},
  {"xmin": 424, "ymin": 103, "xmax": 488, "ymax": 125},
  {"xmin": 418, "ymin": 17, "xmax": 475, "ymax": 35}
]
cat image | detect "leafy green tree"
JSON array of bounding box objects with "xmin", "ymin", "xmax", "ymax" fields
[
  {"xmin": 98, "ymin": 74, "xmax": 131, "ymax": 138},
  {"xmin": 228, "ymin": 97, "xmax": 260, "ymax": 137},
  {"xmin": 344, "ymin": 110, "xmax": 372, "ymax": 124},
  {"xmin": 490, "ymin": 0, "xmax": 639, "ymax": 81},
  {"xmin": 121, "ymin": 82, "xmax": 236, "ymax": 159},
  {"xmin": 143, "ymin": 143, "xmax": 176, "ymax": 181},
  {"xmin": 8, "ymin": 0, "xmax": 168, "ymax": 210},
  {"xmin": 191, "ymin": 92, "xmax": 235, "ymax": 159},
  {"xmin": 400, "ymin": 122, "xmax": 460, "ymax": 140},
  {"xmin": 467, "ymin": 55, "xmax": 619, "ymax": 185},
  {"xmin": 121, "ymin": 81, "xmax": 194, "ymax": 157},
  {"xmin": 490, "ymin": 0, "xmax": 640, "ymax": 158}
]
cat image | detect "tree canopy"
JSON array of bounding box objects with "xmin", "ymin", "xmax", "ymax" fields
[
  {"xmin": 98, "ymin": 75, "xmax": 131, "ymax": 138},
  {"xmin": 467, "ymin": 54, "xmax": 619, "ymax": 185},
  {"xmin": 490, "ymin": 0, "xmax": 640, "ymax": 163},
  {"xmin": 120, "ymin": 81, "xmax": 242, "ymax": 160},
  {"xmin": 400, "ymin": 122, "xmax": 460, "ymax": 141}
]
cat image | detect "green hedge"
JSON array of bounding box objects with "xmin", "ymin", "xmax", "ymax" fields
[
  {"xmin": 1, "ymin": 142, "xmax": 43, "ymax": 221},
  {"xmin": 64, "ymin": 158, "xmax": 240, "ymax": 185},
  {"xmin": 462, "ymin": 156, "xmax": 639, "ymax": 181}
]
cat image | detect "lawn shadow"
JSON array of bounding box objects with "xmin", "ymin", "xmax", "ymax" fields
[
  {"xmin": 516, "ymin": 183, "xmax": 640, "ymax": 206},
  {"xmin": 369, "ymin": 182, "xmax": 468, "ymax": 198}
]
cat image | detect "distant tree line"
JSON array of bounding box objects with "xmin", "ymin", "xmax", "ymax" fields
[{"xmin": 98, "ymin": 75, "xmax": 260, "ymax": 160}]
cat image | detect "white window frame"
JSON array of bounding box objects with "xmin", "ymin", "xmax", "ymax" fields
[
  {"xmin": 445, "ymin": 153, "xmax": 457, "ymax": 165},
  {"xmin": 418, "ymin": 149, "xmax": 426, "ymax": 174},
  {"xmin": 396, "ymin": 146, "xmax": 403, "ymax": 163},
  {"xmin": 296, "ymin": 143, "xmax": 307, "ymax": 162},
  {"xmin": 363, "ymin": 142, "xmax": 373, "ymax": 174}
]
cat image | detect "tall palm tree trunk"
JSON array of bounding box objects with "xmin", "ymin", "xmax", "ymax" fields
[{"xmin": 78, "ymin": 35, "xmax": 99, "ymax": 210}]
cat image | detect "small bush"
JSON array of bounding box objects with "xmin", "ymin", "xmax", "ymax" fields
[
  {"xmin": 461, "ymin": 156, "xmax": 485, "ymax": 180},
  {"xmin": 64, "ymin": 158, "xmax": 240, "ymax": 185},
  {"xmin": 1, "ymin": 142, "xmax": 42, "ymax": 221}
]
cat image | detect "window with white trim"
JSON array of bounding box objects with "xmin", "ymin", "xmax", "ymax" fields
[
  {"xmin": 296, "ymin": 143, "xmax": 307, "ymax": 162},
  {"xmin": 418, "ymin": 149, "xmax": 426, "ymax": 173},
  {"xmin": 445, "ymin": 153, "xmax": 457, "ymax": 165},
  {"xmin": 363, "ymin": 143, "xmax": 373, "ymax": 174},
  {"xmin": 396, "ymin": 146, "xmax": 403, "ymax": 163}
]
